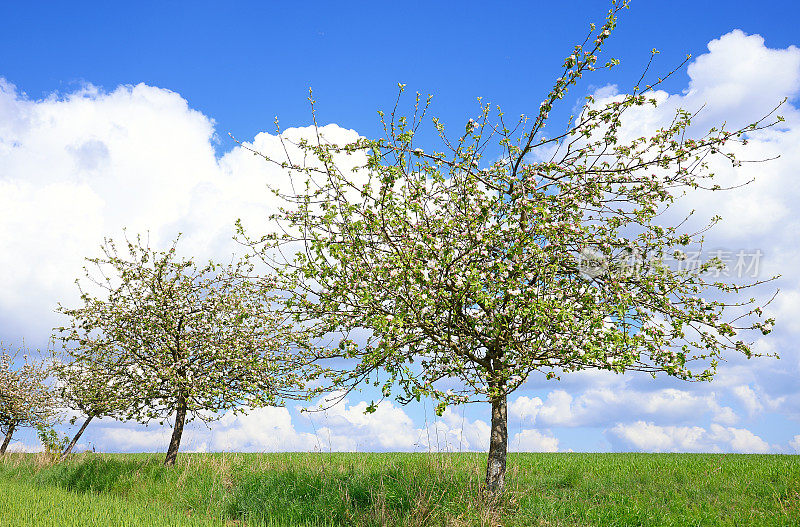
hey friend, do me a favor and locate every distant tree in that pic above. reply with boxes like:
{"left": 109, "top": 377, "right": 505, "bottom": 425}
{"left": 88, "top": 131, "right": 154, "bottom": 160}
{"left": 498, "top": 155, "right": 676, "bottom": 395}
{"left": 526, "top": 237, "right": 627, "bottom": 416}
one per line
{"left": 0, "top": 343, "right": 57, "bottom": 454}
{"left": 55, "top": 234, "right": 318, "bottom": 466}
{"left": 239, "top": 1, "right": 781, "bottom": 494}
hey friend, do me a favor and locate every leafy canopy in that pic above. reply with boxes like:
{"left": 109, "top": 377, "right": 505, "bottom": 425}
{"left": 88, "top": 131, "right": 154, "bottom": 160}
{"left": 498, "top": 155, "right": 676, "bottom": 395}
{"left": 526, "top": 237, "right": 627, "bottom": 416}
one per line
{"left": 0, "top": 343, "right": 57, "bottom": 435}
{"left": 239, "top": 2, "right": 779, "bottom": 414}
{"left": 56, "top": 234, "right": 319, "bottom": 425}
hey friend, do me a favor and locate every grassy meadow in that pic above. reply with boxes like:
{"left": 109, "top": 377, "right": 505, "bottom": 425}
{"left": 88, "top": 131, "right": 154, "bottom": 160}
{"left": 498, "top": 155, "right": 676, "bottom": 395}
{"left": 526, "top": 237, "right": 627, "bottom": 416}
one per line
{"left": 0, "top": 452, "right": 798, "bottom": 526}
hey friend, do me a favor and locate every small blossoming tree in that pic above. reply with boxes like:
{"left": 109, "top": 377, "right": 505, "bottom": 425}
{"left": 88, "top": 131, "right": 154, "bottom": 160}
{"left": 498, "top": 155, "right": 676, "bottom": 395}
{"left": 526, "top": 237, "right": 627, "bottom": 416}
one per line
{"left": 240, "top": 2, "right": 779, "bottom": 492}
{"left": 51, "top": 355, "right": 129, "bottom": 460}
{"left": 0, "top": 343, "right": 58, "bottom": 454}
{"left": 55, "top": 234, "right": 319, "bottom": 466}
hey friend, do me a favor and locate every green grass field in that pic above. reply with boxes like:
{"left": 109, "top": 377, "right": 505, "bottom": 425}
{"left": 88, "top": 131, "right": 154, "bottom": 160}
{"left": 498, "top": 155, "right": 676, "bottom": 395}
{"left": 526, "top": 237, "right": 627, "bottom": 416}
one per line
{"left": 0, "top": 452, "right": 798, "bottom": 526}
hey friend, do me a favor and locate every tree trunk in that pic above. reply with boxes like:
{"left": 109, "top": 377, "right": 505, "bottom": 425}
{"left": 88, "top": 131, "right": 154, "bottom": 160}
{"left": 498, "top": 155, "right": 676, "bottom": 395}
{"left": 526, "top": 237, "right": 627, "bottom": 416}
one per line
{"left": 485, "top": 393, "right": 508, "bottom": 495}
{"left": 59, "top": 414, "right": 94, "bottom": 461}
{"left": 1, "top": 421, "right": 17, "bottom": 455}
{"left": 164, "top": 393, "right": 188, "bottom": 466}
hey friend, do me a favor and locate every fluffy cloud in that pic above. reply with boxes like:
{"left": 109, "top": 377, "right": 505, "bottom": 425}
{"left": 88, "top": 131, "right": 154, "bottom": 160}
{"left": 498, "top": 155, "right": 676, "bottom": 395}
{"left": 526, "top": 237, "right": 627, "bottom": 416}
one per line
{"left": 4, "top": 441, "right": 43, "bottom": 453}
{"left": 731, "top": 384, "right": 785, "bottom": 417}
{"left": 89, "top": 400, "right": 552, "bottom": 454}
{"left": 508, "top": 387, "right": 737, "bottom": 427}
{"left": 575, "top": 29, "right": 800, "bottom": 440}
{"left": 304, "top": 396, "right": 495, "bottom": 453}
{"left": 606, "top": 421, "right": 772, "bottom": 453}
{"left": 508, "top": 396, "right": 543, "bottom": 423}
{"left": 593, "top": 31, "right": 800, "bottom": 244}
{"left": 102, "top": 427, "right": 175, "bottom": 452}
{"left": 0, "top": 79, "right": 359, "bottom": 339}
{"left": 304, "top": 395, "right": 421, "bottom": 452}
{"left": 684, "top": 31, "right": 800, "bottom": 128}
{"left": 207, "top": 407, "right": 320, "bottom": 452}
{"left": 511, "top": 429, "right": 559, "bottom": 452}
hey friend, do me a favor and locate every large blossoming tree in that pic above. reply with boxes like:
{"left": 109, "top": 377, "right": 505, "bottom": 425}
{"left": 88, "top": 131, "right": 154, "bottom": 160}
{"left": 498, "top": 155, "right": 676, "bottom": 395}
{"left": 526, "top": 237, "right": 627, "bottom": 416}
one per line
{"left": 0, "top": 343, "right": 58, "bottom": 454}
{"left": 56, "top": 234, "right": 319, "bottom": 466}
{"left": 240, "top": 2, "right": 779, "bottom": 492}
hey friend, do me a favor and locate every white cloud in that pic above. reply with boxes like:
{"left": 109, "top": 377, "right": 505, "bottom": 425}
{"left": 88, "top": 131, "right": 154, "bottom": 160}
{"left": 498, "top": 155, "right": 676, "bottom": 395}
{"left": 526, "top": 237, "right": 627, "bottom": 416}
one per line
{"left": 732, "top": 385, "right": 764, "bottom": 415}
{"left": 608, "top": 422, "right": 705, "bottom": 452}
{"left": 209, "top": 407, "right": 320, "bottom": 452}
{"left": 101, "top": 427, "right": 173, "bottom": 452}
{"left": 509, "top": 387, "right": 736, "bottom": 428}
{"left": 732, "top": 384, "right": 785, "bottom": 416}
{"left": 684, "top": 31, "right": 800, "bottom": 126}
{"left": 91, "top": 401, "right": 495, "bottom": 454}
{"left": 0, "top": 79, "right": 360, "bottom": 339}
{"left": 708, "top": 424, "right": 771, "bottom": 453}
{"left": 303, "top": 396, "right": 494, "bottom": 453}
{"left": 4, "top": 441, "right": 43, "bottom": 453}
{"left": 770, "top": 290, "right": 800, "bottom": 335}
{"left": 303, "top": 396, "right": 420, "bottom": 451}
{"left": 511, "top": 429, "right": 559, "bottom": 452}
{"left": 90, "top": 396, "right": 558, "bottom": 454}
{"left": 591, "top": 31, "right": 800, "bottom": 244}
{"left": 508, "top": 395, "right": 543, "bottom": 423}
{"left": 713, "top": 406, "right": 739, "bottom": 426}
{"left": 607, "top": 421, "right": 772, "bottom": 453}
{"left": 425, "top": 407, "right": 491, "bottom": 452}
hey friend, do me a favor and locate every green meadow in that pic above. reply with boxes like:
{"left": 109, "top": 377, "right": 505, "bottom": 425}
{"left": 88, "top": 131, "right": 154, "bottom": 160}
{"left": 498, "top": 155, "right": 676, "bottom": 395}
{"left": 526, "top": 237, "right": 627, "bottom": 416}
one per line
{"left": 0, "top": 452, "right": 798, "bottom": 526}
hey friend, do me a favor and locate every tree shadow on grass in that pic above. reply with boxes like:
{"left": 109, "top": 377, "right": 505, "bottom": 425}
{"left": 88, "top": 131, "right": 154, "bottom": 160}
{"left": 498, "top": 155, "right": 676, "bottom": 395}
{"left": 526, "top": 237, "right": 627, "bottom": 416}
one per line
{"left": 41, "top": 454, "right": 167, "bottom": 494}
{"left": 9, "top": 453, "right": 513, "bottom": 526}
{"left": 224, "top": 459, "right": 492, "bottom": 527}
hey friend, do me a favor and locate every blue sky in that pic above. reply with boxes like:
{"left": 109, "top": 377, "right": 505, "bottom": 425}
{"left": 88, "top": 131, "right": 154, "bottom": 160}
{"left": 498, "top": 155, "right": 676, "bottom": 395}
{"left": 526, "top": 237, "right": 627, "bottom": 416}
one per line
{"left": 3, "top": 1, "right": 799, "bottom": 145}
{"left": 2, "top": 1, "right": 800, "bottom": 455}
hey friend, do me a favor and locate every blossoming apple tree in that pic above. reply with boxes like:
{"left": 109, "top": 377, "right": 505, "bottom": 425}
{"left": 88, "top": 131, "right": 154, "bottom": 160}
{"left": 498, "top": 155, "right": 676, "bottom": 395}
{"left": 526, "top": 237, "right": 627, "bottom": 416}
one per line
{"left": 52, "top": 354, "right": 129, "bottom": 460}
{"left": 0, "top": 343, "right": 58, "bottom": 455}
{"left": 55, "top": 234, "right": 320, "bottom": 466}
{"left": 239, "top": 2, "right": 779, "bottom": 493}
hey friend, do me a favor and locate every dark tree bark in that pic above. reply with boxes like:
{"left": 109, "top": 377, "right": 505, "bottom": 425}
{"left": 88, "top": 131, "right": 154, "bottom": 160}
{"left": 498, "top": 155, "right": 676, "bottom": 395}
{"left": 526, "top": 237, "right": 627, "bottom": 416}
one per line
{"left": 59, "top": 414, "right": 94, "bottom": 461}
{"left": 485, "top": 393, "right": 508, "bottom": 494}
{"left": 163, "top": 392, "right": 188, "bottom": 466}
{"left": 1, "top": 421, "right": 17, "bottom": 455}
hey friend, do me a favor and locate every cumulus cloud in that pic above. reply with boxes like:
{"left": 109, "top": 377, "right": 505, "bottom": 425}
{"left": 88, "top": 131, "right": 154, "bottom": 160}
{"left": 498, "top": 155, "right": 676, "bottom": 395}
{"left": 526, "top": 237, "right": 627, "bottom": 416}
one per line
{"left": 90, "top": 399, "right": 550, "bottom": 454}
{"left": 592, "top": 30, "right": 800, "bottom": 243}
{"left": 0, "top": 79, "right": 359, "bottom": 339}
{"left": 4, "top": 441, "right": 43, "bottom": 453}
{"left": 571, "top": 29, "right": 800, "bottom": 439}
{"left": 102, "top": 427, "right": 175, "bottom": 452}
{"left": 207, "top": 407, "right": 320, "bottom": 452}
{"left": 508, "top": 387, "right": 737, "bottom": 427}
{"left": 303, "top": 396, "right": 492, "bottom": 453}
{"left": 732, "top": 384, "right": 785, "bottom": 417}
{"left": 511, "top": 429, "right": 559, "bottom": 452}
{"left": 425, "top": 407, "right": 492, "bottom": 452}
{"left": 508, "top": 396, "right": 543, "bottom": 423}
{"left": 684, "top": 31, "right": 800, "bottom": 127}
{"left": 607, "top": 421, "right": 772, "bottom": 453}
{"left": 303, "top": 395, "right": 421, "bottom": 451}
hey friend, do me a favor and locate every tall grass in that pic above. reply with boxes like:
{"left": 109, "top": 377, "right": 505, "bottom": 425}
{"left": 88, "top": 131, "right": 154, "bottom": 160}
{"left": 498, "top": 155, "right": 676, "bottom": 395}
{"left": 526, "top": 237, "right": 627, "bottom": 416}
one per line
{"left": 1, "top": 452, "right": 798, "bottom": 526}
{"left": 0, "top": 475, "right": 223, "bottom": 526}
